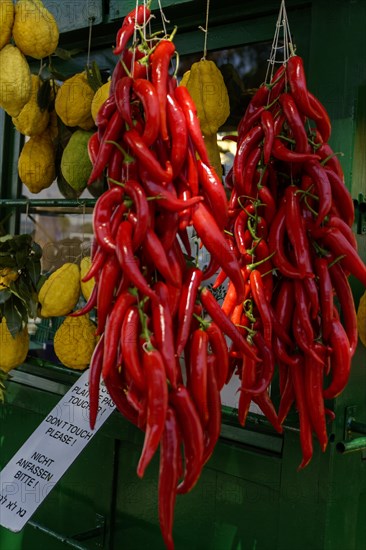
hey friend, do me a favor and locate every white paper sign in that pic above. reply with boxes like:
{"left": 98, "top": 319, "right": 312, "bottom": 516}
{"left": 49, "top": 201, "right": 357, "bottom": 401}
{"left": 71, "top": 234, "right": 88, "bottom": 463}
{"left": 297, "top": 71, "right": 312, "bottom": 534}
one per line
{"left": 0, "top": 370, "right": 115, "bottom": 532}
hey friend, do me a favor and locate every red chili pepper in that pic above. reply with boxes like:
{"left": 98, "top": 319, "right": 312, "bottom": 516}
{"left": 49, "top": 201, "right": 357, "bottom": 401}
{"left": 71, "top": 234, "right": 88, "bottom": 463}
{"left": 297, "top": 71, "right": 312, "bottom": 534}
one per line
{"left": 169, "top": 385, "right": 204, "bottom": 494}
{"left": 175, "top": 267, "right": 203, "bottom": 356}
{"left": 166, "top": 93, "right": 188, "bottom": 178}
{"left": 304, "top": 343, "right": 328, "bottom": 452}
{"left": 206, "top": 322, "right": 229, "bottom": 391}
{"left": 260, "top": 110, "right": 274, "bottom": 164}
{"left": 88, "top": 333, "right": 105, "bottom": 430}
{"left": 152, "top": 282, "right": 180, "bottom": 388}
{"left": 200, "top": 287, "right": 259, "bottom": 362}
{"left": 96, "top": 253, "right": 121, "bottom": 335}
{"left": 244, "top": 331, "right": 275, "bottom": 395}
{"left": 103, "top": 371, "right": 139, "bottom": 426}
{"left": 285, "top": 186, "right": 315, "bottom": 276}
{"left": 89, "top": 109, "right": 125, "bottom": 184}
{"left": 93, "top": 186, "right": 125, "bottom": 253}
{"left": 250, "top": 270, "right": 272, "bottom": 345}
{"left": 143, "top": 228, "right": 179, "bottom": 288}
{"left": 150, "top": 39, "right": 176, "bottom": 142}
{"left": 277, "top": 360, "right": 296, "bottom": 425}
{"left": 123, "top": 128, "right": 173, "bottom": 184}
{"left": 324, "top": 168, "right": 354, "bottom": 227}
{"left": 88, "top": 132, "right": 100, "bottom": 164}
{"left": 70, "top": 281, "right": 98, "bottom": 317}
{"left": 197, "top": 160, "right": 228, "bottom": 230}
{"left": 133, "top": 78, "right": 161, "bottom": 146}
{"left": 323, "top": 318, "right": 352, "bottom": 400}
{"left": 307, "top": 91, "right": 331, "bottom": 142}
{"left": 257, "top": 185, "right": 276, "bottom": 226}
{"left": 203, "top": 354, "right": 222, "bottom": 464}
{"left": 311, "top": 226, "right": 366, "bottom": 287}
{"left": 238, "top": 105, "right": 265, "bottom": 137}
{"left": 286, "top": 55, "right": 319, "bottom": 120}
{"left": 158, "top": 407, "right": 180, "bottom": 550}
{"left": 120, "top": 305, "right": 146, "bottom": 393}
{"left": 272, "top": 138, "right": 320, "bottom": 163}
{"left": 252, "top": 390, "right": 283, "bottom": 434}
{"left": 232, "top": 125, "right": 263, "bottom": 194}
{"left": 115, "top": 220, "right": 158, "bottom": 302}
{"left": 289, "top": 357, "right": 314, "bottom": 469}
{"left": 115, "top": 76, "right": 133, "bottom": 127}
{"left": 294, "top": 279, "right": 319, "bottom": 343}
{"left": 191, "top": 203, "right": 246, "bottom": 303}
{"left": 279, "top": 92, "right": 310, "bottom": 153}
{"left": 113, "top": 5, "right": 151, "bottom": 55}
{"left": 136, "top": 347, "right": 168, "bottom": 478}
{"left": 96, "top": 94, "right": 117, "bottom": 133}
{"left": 188, "top": 328, "right": 209, "bottom": 424}
{"left": 174, "top": 85, "right": 210, "bottom": 165}
{"left": 314, "top": 257, "right": 334, "bottom": 342}
{"left": 268, "top": 199, "right": 308, "bottom": 279}
{"left": 101, "top": 291, "right": 136, "bottom": 378}
{"left": 292, "top": 307, "right": 322, "bottom": 364}
{"left": 303, "top": 160, "right": 332, "bottom": 226}
{"left": 328, "top": 261, "right": 358, "bottom": 356}
{"left": 328, "top": 215, "right": 357, "bottom": 250}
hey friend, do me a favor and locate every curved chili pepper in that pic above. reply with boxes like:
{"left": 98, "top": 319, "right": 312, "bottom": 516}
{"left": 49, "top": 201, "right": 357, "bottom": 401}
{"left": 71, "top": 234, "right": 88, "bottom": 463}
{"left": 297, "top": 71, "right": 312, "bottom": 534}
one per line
{"left": 188, "top": 328, "right": 209, "bottom": 424}
{"left": 206, "top": 322, "right": 229, "bottom": 391}
{"left": 123, "top": 128, "right": 172, "bottom": 183}
{"left": 285, "top": 186, "right": 315, "bottom": 276}
{"left": 238, "top": 105, "right": 265, "bottom": 137}
{"left": 279, "top": 92, "right": 310, "bottom": 152}
{"left": 244, "top": 331, "right": 275, "bottom": 395}
{"left": 307, "top": 91, "right": 331, "bottom": 142}
{"left": 323, "top": 318, "right": 352, "bottom": 400}
{"left": 232, "top": 125, "right": 263, "bottom": 194}
{"left": 89, "top": 333, "right": 105, "bottom": 430}
{"left": 143, "top": 228, "right": 179, "bottom": 288}
{"left": 311, "top": 225, "right": 366, "bottom": 287}
{"left": 252, "top": 390, "right": 283, "bottom": 434}
{"left": 93, "top": 186, "right": 125, "bottom": 253}
{"left": 292, "top": 307, "right": 322, "bottom": 364}
{"left": 174, "top": 85, "right": 210, "bottom": 165}
{"left": 191, "top": 202, "right": 246, "bottom": 303}
{"left": 200, "top": 287, "right": 259, "bottom": 362}
{"left": 166, "top": 93, "right": 188, "bottom": 177}
{"left": 272, "top": 138, "right": 320, "bottom": 163}
{"left": 277, "top": 360, "right": 296, "bottom": 425}
{"left": 260, "top": 110, "right": 274, "bottom": 164}
{"left": 158, "top": 407, "right": 181, "bottom": 550}
{"left": 203, "top": 354, "right": 222, "bottom": 464}
{"left": 89, "top": 109, "right": 125, "bottom": 184}
{"left": 328, "top": 215, "right": 357, "bottom": 250}
{"left": 175, "top": 267, "right": 203, "bottom": 356}
{"left": 237, "top": 355, "right": 255, "bottom": 426}
{"left": 268, "top": 199, "right": 308, "bottom": 279}
{"left": 88, "top": 132, "right": 100, "bottom": 164}
{"left": 101, "top": 291, "right": 136, "bottom": 378}
{"left": 197, "top": 160, "right": 228, "bottom": 230}
{"left": 286, "top": 55, "right": 319, "bottom": 120}
{"left": 120, "top": 305, "right": 146, "bottom": 393}
{"left": 96, "top": 94, "right": 117, "bottom": 134}
{"left": 242, "top": 146, "right": 262, "bottom": 198}
{"left": 303, "top": 160, "right": 332, "bottom": 226}
{"left": 103, "top": 370, "right": 139, "bottom": 427}
{"left": 137, "top": 347, "right": 168, "bottom": 478}
{"left": 317, "top": 142, "right": 344, "bottom": 181}
{"left": 115, "top": 220, "right": 158, "bottom": 302}
{"left": 304, "top": 343, "right": 328, "bottom": 452}
{"left": 250, "top": 270, "right": 272, "bottom": 345}
{"left": 169, "top": 385, "right": 204, "bottom": 494}
{"left": 325, "top": 168, "right": 354, "bottom": 227}
{"left": 314, "top": 257, "right": 334, "bottom": 342}
{"left": 113, "top": 5, "right": 151, "bottom": 55}
{"left": 115, "top": 76, "right": 133, "bottom": 127}
{"left": 152, "top": 281, "right": 180, "bottom": 388}
{"left": 289, "top": 357, "right": 314, "bottom": 469}
{"left": 328, "top": 261, "right": 358, "bottom": 356}
{"left": 96, "top": 253, "right": 121, "bottom": 335}
{"left": 149, "top": 39, "right": 176, "bottom": 142}
{"left": 70, "top": 282, "right": 98, "bottom": 317}
{"left": 133, "top": 78, "right": 160, "bottom": 146}
{"left": 257, "top": 185, "right": 276, "bottom": 226}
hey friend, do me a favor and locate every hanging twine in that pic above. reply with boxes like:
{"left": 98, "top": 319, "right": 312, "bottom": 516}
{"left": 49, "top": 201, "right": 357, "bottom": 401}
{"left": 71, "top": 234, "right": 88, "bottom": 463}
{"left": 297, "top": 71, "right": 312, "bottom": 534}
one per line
{"left": 265, "top": 0, "right": 292, "bottom": 84}
{"left": 198, "top": 0, "right": 211, "bottom": 59}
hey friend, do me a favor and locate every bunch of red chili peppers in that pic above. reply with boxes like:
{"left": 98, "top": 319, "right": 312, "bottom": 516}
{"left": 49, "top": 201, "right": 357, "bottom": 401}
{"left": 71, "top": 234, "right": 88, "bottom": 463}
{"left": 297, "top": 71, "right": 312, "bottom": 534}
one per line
{"left": 221, "top": 53, "right": 366, "bottom": 470}
{"left": 78, "top": 5, "right": 256, "bottom": 549}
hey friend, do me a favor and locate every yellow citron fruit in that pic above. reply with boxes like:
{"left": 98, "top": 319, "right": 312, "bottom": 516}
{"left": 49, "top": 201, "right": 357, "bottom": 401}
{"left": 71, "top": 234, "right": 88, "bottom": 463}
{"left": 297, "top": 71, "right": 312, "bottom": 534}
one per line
{"left": 357, "top": 290, "right": 366, "bottom": 347}
{"left": 53, "top": 315, "right": 97, "bottom": 371}
{"left": 18, "top": 132, "right": 56, "bottom": 193}
{"left": 181, "top": 59, "right": 230, "bottom": 135}
{"left": 55, "top": 72, "right": 95, "bottom": 130}
{"left": 12, "top": 74, "right": 50, "bottom": 136}
{"left": 38, "top": 263, "right": 80, "bottom": 318}
{"left": 0, "top": 317, "right": 29, "bottom": 373}
{"left": 0, "top": 0, "right": 14, "bottom": 50}
{"left": 0, "top": 44, "right": 32, "bottom": 117}
{"left": 80, "top": 257, "right": 95, "bottom": 301}
{"left": 12, "top": 0, "right": 59, "bottom": 59}
{"left": 91, "top": 81, "right": 111, "bottom": 122}
{"left": 0, "top": 267, "right": 19, "bottom": 291}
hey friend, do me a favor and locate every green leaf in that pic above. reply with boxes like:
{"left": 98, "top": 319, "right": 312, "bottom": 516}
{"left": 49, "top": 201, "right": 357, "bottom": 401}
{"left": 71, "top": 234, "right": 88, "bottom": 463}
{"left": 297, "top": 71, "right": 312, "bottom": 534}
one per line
{"left": 54, "top": 47, "right": 84, "bottom": 61}
{"left": 0, "top": 289, "right": 11, "bottom": 304}
{"left": 86, "top": 61, "right": 103, "bottom": 93}
{"left": 3, "top": 298, "right": 23, "bottom": 337}
{"left": 37, "top": 79, "right": 52, "bottom": 112}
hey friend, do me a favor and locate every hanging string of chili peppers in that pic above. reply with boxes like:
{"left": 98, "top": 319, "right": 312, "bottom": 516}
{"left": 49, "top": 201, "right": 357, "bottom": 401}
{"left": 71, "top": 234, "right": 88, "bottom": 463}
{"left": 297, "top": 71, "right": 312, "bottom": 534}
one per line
{"left": 219, "top": 1, "right": 366, "bottom": 471}
{"left": 80, "top": 3, "right": 251, "bottom": 549}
